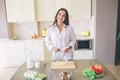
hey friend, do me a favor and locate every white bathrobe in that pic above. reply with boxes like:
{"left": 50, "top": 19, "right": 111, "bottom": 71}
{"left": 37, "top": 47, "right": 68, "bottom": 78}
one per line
{"left": 45, "top": 24, "right": 76, "bottom": 61}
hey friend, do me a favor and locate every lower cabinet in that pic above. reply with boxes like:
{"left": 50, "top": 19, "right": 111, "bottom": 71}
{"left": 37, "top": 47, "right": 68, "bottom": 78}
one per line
{"left": 73, "top": 50, "right": 94, "bottom": 59}
{"left": 0, "top": 39, "right": 44, "bottom": 67}
{"left": 0, "top": 41, "right": 7, "bottom": 67}
{"left": 6, "top": 41, "right": 25, "bottom": 67}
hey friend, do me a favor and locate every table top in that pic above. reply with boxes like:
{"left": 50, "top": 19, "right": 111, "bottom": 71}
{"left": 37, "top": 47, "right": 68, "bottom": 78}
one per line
{"left": 11, "top": 59, "right": 116, "bottom": 80}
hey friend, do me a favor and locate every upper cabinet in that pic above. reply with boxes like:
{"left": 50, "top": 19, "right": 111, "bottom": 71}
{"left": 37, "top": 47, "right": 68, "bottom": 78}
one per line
{"left": 5, "top": 0, "right": 91, "bottom": 22}
{"left": 35, "top": 0, "right": 91, "bottom": 21}
{"left": 5, "top": 0, "right": 35, "bottom": 22}
{"left": 35, "top": 0, "right": 55, "bottom": 21}
{"left": 54, "top": 0, "right": 91, "bottom": 20}
{"left": 72, "top": 0, "right": 91, "bottom": 20}
{"left": 21, "top": 0, "right": 35, "bottom": 21}
{"left": 54, "top": 0, "right": 72, "bottom": 17}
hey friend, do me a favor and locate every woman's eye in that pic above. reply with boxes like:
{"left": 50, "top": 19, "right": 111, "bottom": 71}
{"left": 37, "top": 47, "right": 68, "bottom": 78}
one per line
{"left": 62, "top": 15, "right": 65, "bottom": 17}
{"left": 58, "top": 13, "right": 61, "bottom": 16}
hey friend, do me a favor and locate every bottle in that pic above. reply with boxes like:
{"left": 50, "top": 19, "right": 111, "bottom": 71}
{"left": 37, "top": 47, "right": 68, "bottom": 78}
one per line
{"left": 26, "top": 59, "right": 33, "bottom": 68}
{"left": 34, "top": 60, "right": 40, "bottom": 69}
{"left": 64, "top": 54, "right": 68, "bottom": 62}
{"left": 26, "top": 51, "right": 33, "bottom": 68}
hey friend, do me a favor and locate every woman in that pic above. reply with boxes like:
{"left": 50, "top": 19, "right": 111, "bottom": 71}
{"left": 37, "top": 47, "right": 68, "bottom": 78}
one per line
{"left": 45, "top": 8, "right": 76, "bottom": 61}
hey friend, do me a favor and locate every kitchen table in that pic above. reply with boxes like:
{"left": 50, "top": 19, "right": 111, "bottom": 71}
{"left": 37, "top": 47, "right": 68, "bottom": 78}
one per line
{"left": 11, "top": 59, "right": 116, "bottom": 80}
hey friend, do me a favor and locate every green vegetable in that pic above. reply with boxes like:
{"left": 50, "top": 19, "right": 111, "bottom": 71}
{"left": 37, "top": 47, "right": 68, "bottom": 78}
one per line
{"left": 82, "top": 68, "right": 104, "bottom": 80}
{"left": 82, "top": 68, "right": 96, "bottom": 80}
{"left": 34, "top": 73, "right": 46, "bottom": 80}
{"left": 24, "top": 71, "right": 46, "bottom": 80}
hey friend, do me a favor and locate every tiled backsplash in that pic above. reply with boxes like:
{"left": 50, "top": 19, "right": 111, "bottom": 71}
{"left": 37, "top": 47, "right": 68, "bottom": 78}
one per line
{"left": 70, "top": 19, "right": 95, "bottom": 39}
{"left": 7, "top": 18, "right": 95, "bottom": 40}
{"left": 8, "top": 22, "right": 38, "bottom": 39}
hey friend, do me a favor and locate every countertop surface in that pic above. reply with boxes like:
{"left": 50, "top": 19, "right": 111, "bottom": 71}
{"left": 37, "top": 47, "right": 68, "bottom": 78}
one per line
{"left": 11, "top": 59, "right": 116, "bottom": 80}
{"left": 0, "top": 38, "right": 45, "bottom": 41}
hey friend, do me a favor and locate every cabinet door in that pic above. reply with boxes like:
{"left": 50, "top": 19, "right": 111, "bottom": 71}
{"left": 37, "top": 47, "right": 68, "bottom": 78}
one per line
{"left": 54, "top": 0, "right": 72, "bottom": 13}
{"left": 35, "top": 0, "right": 55, "bottom": 21}
{"left": 6, "top": 41, "right": 25, "bottom": 67}
{"left": 5, "top": 0, "right": 23, "bottom": 22}
{"left": 0, "top": 41, "right": 7, "bottom": 67}
{"left": 5, "top": 0, "right": 35, "bottom": 22}
{"left": 22, "top": 0, "right": 35, "bottom": 21}
{"left": 70, "top": 0, "right": 91, "bottom": 20}
{"left": 25, "top": 40, "right": 44, "bottom": 61}
{"left": 54, "top": 0, "right": 91, "bottom": 20}
{"left": 74, "top": 50, "right": 93, "bottom": 59}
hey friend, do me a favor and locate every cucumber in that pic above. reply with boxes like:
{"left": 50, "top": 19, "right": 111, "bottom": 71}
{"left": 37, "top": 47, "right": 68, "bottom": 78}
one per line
{"left": 34, "top": 73, "right": 46, "bottom": 80}
{"left": 82, "top": 68, "right": 96, "bottom": 80}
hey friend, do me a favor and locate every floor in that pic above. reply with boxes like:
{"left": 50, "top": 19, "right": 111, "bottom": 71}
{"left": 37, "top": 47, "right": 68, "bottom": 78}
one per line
{"left": 0, "top": 65, "right": 120, "bottom": 80}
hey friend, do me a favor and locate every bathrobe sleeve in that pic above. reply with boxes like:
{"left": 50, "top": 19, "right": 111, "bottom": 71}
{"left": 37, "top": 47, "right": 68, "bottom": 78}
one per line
{"left": 45, "top": 28, "right": 54, "bottom": 51}
{"left": 68, "top": 27, "right": 76, "bottom": 48}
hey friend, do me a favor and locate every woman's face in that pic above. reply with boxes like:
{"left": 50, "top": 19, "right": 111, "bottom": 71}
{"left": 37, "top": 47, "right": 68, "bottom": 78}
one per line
{"left": 57, "top": 10, "right": 66, "bottom": 24}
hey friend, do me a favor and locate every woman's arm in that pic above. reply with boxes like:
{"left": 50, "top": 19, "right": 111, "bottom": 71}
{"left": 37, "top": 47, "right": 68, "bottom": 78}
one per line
{"left": 45, "top": 28, "right": 54, "bottom": 51}
{"left": 63, "top": 27, "right": 76, "bottom": 53}
{"left": 68, "top": 27, "right": 76, "bottom": 49}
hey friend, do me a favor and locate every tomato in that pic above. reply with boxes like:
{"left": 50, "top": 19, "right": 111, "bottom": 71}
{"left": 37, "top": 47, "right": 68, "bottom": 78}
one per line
{"left": 90, "top": 65, "right": 95, "bottom": 70}
{"left": 98, "top": 65, "right": 102, "bottom": 71}
{"left": 90, "top": 64, "right": 103, "bottom": 75}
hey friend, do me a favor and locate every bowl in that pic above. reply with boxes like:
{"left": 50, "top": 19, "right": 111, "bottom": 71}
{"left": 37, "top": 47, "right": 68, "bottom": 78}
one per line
{"left": 59, "top": 71, "right": 72, "bottom": 80}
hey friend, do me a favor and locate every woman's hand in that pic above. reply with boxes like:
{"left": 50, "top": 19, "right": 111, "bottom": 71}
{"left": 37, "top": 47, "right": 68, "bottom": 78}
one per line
{"left": 63, "top": 47, "right": 69, "bottom": 53}
{"left": 53, "top": 47, "right": 60, "bottom": 52}
{"left": 63, "top": 46, "right": 72, "bottom": 54}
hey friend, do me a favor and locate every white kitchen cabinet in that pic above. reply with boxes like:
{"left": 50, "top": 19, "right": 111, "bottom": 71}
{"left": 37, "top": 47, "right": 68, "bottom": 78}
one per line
{"left": 6, "top": 41, "right": 25, "bottom": 67}
{"left": 0, "top": 40, "right": 44, "bottom": 67}
{"left": 74, "top": 50, "right": 93, "bottom": 59}
{"left": 54, "top": 0, "right": 91, "bottom": 20}
{"left": 25, "top": 40, "right": 44, "bottom": 61}
{"left": 35, "top": 0, "right": 55, "bottom": 21}
{"left": 5, "top": 0, "right": 22, "bottom": 22}
{"left": 54, "top": 0, "right": 72, "bottom": 15}
{"left": 0, "top": 41, "right": 7, "bottom": 67}
{"left": 36, "top": 0, "right": 91, "bottom": 21}
{"left": 5, "top": 0, "right": 35, "bottom": 22}
{"left": 71, "top": 0, "right": 91, "bottom": 20}
{"left": 22, "top": 0, "right": 35, "bottom": 21}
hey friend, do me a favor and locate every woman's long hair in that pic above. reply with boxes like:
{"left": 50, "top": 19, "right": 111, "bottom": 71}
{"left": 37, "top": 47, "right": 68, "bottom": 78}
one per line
{"left": 52, "top": 8, "right": 69, "bottom": 25}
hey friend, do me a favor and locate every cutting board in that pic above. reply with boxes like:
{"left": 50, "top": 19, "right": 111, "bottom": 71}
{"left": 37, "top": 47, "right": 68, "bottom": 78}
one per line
{"left": 51, "top": 61, "right": 76, "bottom": 69}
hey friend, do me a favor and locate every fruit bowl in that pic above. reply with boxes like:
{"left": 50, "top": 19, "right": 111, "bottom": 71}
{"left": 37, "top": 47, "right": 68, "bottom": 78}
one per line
{"left": 95, "top": 71, "right": 104, "bottom": 78}
{"left": 59, "top": 71, "right": 72, "bottom": 80}
{"left": 90, "top": 64, "right": 103, "bottom": 75}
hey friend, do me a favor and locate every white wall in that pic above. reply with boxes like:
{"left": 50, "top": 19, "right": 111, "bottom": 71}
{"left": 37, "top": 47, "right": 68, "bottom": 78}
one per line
{"left": 0, "top": 0, "right": 9, "bottom": 39}
{"left": 93, "top": 0, "right": 118, "bottom": 64}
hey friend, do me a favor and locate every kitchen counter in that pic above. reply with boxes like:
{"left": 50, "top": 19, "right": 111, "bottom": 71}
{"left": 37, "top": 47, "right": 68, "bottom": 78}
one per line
{"left": 0, "top": 39, "right": 9, "bottom": 41}
{"left": 0, "top": 37, "right": 45, "bottom": 41}
{"left": 11, "top": 59, "right": 116, "bottom": 80}
{"left": 9, "top": 37, "right": 45, "bottom": 40}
